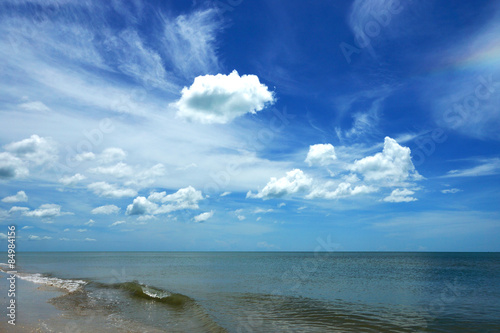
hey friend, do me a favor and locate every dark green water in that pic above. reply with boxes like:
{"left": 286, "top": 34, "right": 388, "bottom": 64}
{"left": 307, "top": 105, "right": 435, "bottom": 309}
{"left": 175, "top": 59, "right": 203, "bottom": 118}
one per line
{"left": 1, "top": 252, "right": 499, "bottom": 332}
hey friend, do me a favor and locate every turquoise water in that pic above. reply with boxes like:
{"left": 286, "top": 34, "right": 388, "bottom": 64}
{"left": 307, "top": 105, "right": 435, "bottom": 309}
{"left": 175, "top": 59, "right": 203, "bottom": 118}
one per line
{"left": 2, "top": 252, "right": 500, "bottom": 332}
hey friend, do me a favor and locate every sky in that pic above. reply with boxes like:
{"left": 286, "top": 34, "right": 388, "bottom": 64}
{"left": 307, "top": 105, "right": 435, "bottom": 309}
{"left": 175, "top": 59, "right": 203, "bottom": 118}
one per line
{"left": 0, "top": 0, "right": 499, "bottom": 251}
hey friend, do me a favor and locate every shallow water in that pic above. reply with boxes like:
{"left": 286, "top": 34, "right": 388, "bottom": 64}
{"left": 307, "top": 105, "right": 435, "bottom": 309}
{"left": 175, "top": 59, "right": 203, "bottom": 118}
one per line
{"left": 1, "top": 252, "right": 499, "bottom": 332}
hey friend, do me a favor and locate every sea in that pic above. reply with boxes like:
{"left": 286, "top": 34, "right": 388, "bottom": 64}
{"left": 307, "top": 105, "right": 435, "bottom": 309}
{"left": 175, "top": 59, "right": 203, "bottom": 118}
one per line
{"left": 1, "top": 252, "right": 499, "bottom": 332}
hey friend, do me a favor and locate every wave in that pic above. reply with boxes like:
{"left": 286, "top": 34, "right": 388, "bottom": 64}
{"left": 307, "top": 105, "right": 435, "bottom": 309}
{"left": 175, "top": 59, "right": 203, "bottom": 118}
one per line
{"left": 0, "top": 263, "right": 86, "bottom": 293}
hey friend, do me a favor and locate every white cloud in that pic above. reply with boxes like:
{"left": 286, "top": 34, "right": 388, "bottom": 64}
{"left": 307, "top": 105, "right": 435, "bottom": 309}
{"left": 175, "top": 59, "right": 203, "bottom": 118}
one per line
{"left": 174, "top": 70, "right": 275, "bottom": 124}
{"left": 0, "top": 233, "right": 7, "bottom": 240}
{"left": 257, "top": 241, "right": 279, "bottom": 250}
{"left": 23, "top": 204, "right": 69, "bottom": 218}
{"left": 2, "top": 191, "right": 28, "bottom": 203}
{"left": 28, "top": 235, "right": 52, "bottom": 241}
{"left": 18, "top": 101, "right": 50, "bottom": 112}
{"left": 278, "top": 203, "right": 286, "bottom": 208}
{"left": 127, "top": 186, "right": 204, "bottom": 215}
{"left": 194, "top": 210, "right": 214, "bottom": 223}
{"left": 220, "top": 191, "right": 231, "bottom": 197}
{"left": 77, "top": 229, "right": 87, "bottom": 232}
{"left": 99, "top": 148, "right": 127, "bottom": 164}
{"left": 4, "top": 134, "right": 57, "bottom": 165}
{"left": 305, "top": 144, "right": 337, "bottom": 166}
{"left": 126, "top": 196, "right": 158, "bottom": 215}
{"left": 110, "top": 221, "right": 125, "bottom": 227}
{"left": 383, "top": 188, "right": 417, "bottom": 203}
{"left": 75, "top": 152, "right": 96, "bottom": 162}
{"left": 89, "top": 162, "right": 133, "bottom": 177}
{"left": 441, "top": 188, "right": 462, "bottom": 194}
{"left": 254, "top": 208, "right": 274, "bottom": 214}
{"left": 443, "top": 158, "right": 500, "bottom": 178}
{"left": 307, "top": 182, "right": 378, "bottom": 199}
{"left": 88, "top": 182, "right": 137, "bottom": 198}
{"left": 247, "top": 169, "right": 312, "bottom": 199}
{"left": 9, "top": 206, "right": 30, "bottom": 214}
{"left": 0, "top": 152, "right": 29, "bottom": 179}
{"left": 59, "top": 173, "right": 86, "bottom": 186}
{"left": 84, "top": 238, "right": 96, "bottom": 242}
{"left": 237, "top": 215, "right": 246, "bottom": 221}
{"left": 84, "top": 219, "right": 95, "bottom": 226}
{"left": 21, "top": 226, "right": 33, "bottom": 230}
{"left": 91, "top": 205, "right": 120, "bottom": 215}
{"left": 161, "top": 8, "right": 221, "bottom": 78}
{"left": 351, "top": 137, "right": 421, "bottom": 183}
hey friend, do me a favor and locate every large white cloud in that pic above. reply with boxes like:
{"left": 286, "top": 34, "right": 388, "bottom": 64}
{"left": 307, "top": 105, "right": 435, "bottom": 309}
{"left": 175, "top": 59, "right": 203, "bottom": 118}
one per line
{"left": 4, "top": 134, "right": 57, "bottom": 166}
{"left": 383, "top": 188, "right": 417, "bottom": 203}
{"left": 0, "top": 152, "right": 29, "bottom": 179}
{"left": 127, "top": 186, "right": 204, "bottom": 215}
{"left": 89, "top": 162, "right": 133, "bottom": 178}
{"left": 247, "top": 169, "right": 312, "bottom": 199}
{"left": 2, "top": 191, "right": 28, "bottom": 203}
{"left": 88, "top": 182, "right": 137, "bottom": 198}
{"left": 174, "top": 70, "right": 275, "bottom": 124}
{"left": 305, "top": 144, "right": 337, "bottom": 166}
{"left": 23, "top": 204, "right": 70, "bottom": 218}
{"left": 350, "top": 137, "right": 421, "bottom": 183}
{"left": 91, "top": 205, "right": 120, "bottom": 215}
{"left": 59, "top": 173, "right": 86, "bottom": 186}
{"left": 99, "top": 148, "right": 127, "bottom": 164}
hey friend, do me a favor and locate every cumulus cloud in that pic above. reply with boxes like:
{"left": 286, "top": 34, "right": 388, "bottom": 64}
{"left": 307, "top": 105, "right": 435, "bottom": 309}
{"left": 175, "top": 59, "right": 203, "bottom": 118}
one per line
{"left": 305, "top": 144, "right": 337, "bottom": 166}
{"left": 383, "top": 188, "right": 417, "bottom": 203}
{"left": 99, "top": 148, "right": 127, "bottom": 164}
{"left": 174, "top": 70, "right": 275, "bottom": 124}
{"left": 247, "top": 169, "right": 312, "bottom": 199}
{"left": 4, "top": 134, "right": 57, "bottom": 165}
{"left": 307, "top": 182, "right": 378, "bottom": 199}
{"left": 75, "top": 152, "right": 96, "bottom": 162}
{"left": 89, "top": 162, "right": 133, "bottom": 177}
{"left": 127, "top": 186, "right": 204, "bottom": 215}
{"left": 2, "top": 191, "right": 28, "bottom": 203}
{"left": 194, "top": 210, "right": 214, "bottom": 223}
{"left": 84, "top": 219, "right": 95, "bottom": 226}
{"left": 126, "top": 196, "right": 158, "bottom": 215}
{"left": 59, "top": 173, "right": 86, "bottom": 186}
{"left": 0, "top": 152, "right": 29, "bottom": 179}
{"left": 23, "top": 204, "right": 69, "bottom": 218}
{"left": 351, "top": 137, "right": 421, "bottom": 183}
{"left": 88, "top": 182, "right": 137, "bottom": 198}
{"left": 9, "top": 206, "right": 29, "bottom": 214}
{"left": 91, "top": 205, "right": 120, "bottom": 215}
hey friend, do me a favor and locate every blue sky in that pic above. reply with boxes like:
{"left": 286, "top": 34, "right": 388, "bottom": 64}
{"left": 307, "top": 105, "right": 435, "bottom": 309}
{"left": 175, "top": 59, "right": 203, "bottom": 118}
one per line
{"left": 0, "top": 0, "right": 499, "bottom": 251}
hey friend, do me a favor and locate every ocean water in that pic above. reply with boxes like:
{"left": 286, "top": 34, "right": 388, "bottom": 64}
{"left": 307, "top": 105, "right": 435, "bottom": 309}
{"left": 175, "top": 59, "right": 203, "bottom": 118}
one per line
{"left": 1, "top": 252, "right": 499, "bottom": 332}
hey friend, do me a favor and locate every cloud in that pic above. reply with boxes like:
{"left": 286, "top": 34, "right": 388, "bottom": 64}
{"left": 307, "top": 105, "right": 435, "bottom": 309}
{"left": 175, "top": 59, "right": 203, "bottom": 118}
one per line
{"left": 127, "top": 186, "right": 204, "bottom": 215}
{"left": 247, "top": 169, "right": 312, "bottom": 199}
{"left": 75, "top": 152, "right": 96, "bottom": 162}
{"left": 84, "top": 219, "right": 95, "bottom": 226}
{"left": 161, "top": 8, "right": 221, "bottom": 78}
{"left": 59, "top": 173, "right": 86, "bottom": 186}
{"left": 307, "top": 182, "right": 378, "bottom": 199}
{"left": 350, "top": 137, "right": 421, "bottom": 183}
{"left": 18, "top": 101, "right": 50, "bottom": 112}
{"left": 305, "top": 144, "right": 337, "bottom": 166}
{"left": 194, "top": 210, "right": 214, "bottom": 223}
{"left": 441, "top": 188, "right": 462, "bottom": 194}
{"left": 88, "top": 182, "right": 137, "bottom": 198}
{"left": 126, "top": 196, "right": 158, "bottom": 215}
{"left": 174, "top": 70, "right": 275, "bottom": 124}
{"left": 77, "top": 229, "right": 87, "bottom": 232}
{"left": 0, "top": 152, "right": 29, "bottom": 179}
{"left": 3, "top": 134, "right": 57, "bottom": 165}
{"left": 220, "top": 191, "right": 231, "bottom": 197}
{"left": 383, "top": 188, "right": 417, "bottom": 203}
{"left": 84, "top": 238, "right": 96, "bottom": 242}
{"left": 89, "top": 162, "right": 133, "bottom": 177}
{"left": 257, "top": 241, "right": 279, "bottom": 250}
{"left": 23, "top": 204, "right": 69, "bottom": 218}
{"left": 237, "top": 215, "right": 246, "bottom": 221}
{"left": 9, "top": 206, "right": 29, "bottom": 214}
{"left": 110, "top": 221, "right": 125, "bottom": 227}
{"left": 0, "top": 233, "right": 7, "bottom": 239}
{"left": 443, "top": 158, "right": 500, "bottom": 178}
{"left": 2, "top": 191, "right": 28, "bottom": 203}
{"left": 28, "top": 235, "right": 52, "bottom": 241}
{"left": 99, "top": 148, "right": 127, "bottom": 164}
{"left": 21, "top": 226, "right": 33, "bottom": 230}
{"left": 254, "top": 208, "right": 274, "bottom": 214}
{"left": 91, "top": 205, "right": 120, "bottom": 215}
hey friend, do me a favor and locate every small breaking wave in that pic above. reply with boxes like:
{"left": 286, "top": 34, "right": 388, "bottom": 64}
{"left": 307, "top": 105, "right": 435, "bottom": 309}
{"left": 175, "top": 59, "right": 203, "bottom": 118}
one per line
{"left": 0, "top": 264, "right": 86, "bottom": 293}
